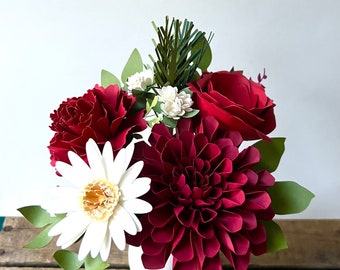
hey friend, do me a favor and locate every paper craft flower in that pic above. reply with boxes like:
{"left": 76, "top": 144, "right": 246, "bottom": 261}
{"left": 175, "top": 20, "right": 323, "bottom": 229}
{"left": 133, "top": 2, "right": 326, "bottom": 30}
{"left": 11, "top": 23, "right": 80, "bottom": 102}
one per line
{"left": 19, "top": 16, "right": 314, "bottom": 270}
{"left": 44, "top": 138, "right": 152, "bottom": 261}
{"left": 158, "top": 86, "right": 194, "bottom": 119}
{"left": 187, "top": 70, "right": 276, "bottom": 141}
{"left": 48, "top": 84, "right": 147, "bottom": 167}
{"left": 127, "top": 116, "right": 275, "bottom": 270}
{"left": 127, "top": 69, "right": 154, "bottom": 91}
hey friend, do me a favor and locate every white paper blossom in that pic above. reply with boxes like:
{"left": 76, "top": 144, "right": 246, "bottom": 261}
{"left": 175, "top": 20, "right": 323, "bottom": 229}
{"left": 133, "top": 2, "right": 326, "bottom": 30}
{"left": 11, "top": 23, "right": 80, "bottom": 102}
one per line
{"left": 158, "top": 86, "right": 194, "bottom": 119}
{"left": 126, "top": 70, "right": 154, "bottom": 90}
{"left": 44, "top": 138, "right": 152, "bottom": 261}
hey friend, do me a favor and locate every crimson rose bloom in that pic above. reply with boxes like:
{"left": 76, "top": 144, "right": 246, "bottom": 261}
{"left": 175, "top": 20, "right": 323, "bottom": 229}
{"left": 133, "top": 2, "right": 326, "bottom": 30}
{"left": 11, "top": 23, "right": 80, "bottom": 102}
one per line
{"left": 127, "top": 116, "right": 275, "bottom": 270}
{"left": 48, "top": 84, "right": 146, "bottom": 166}
{"left": 187, "top": 70, "right": 276, "bottom": 141}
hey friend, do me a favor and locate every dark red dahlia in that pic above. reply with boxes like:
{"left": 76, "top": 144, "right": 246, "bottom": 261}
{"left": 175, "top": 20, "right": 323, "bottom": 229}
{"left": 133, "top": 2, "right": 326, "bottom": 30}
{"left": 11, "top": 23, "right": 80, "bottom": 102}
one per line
{"left": 127, "top": 116, "right": 275, "bottom": 270}
{"left": 48, "top": 84, "right": 146, "bottom": 166}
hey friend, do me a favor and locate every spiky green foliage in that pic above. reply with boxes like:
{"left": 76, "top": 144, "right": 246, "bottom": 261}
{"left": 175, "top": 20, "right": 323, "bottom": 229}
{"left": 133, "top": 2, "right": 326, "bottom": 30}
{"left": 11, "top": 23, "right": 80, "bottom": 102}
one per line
{"left": 150, "top": 17, "right": 212, "bottom": 89}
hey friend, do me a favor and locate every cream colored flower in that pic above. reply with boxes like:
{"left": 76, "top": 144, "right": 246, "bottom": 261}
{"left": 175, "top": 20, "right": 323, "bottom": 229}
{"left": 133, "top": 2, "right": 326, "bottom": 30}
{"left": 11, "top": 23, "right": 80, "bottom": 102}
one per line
{"left": 126, "top": 70, "right": 154, "bottom": 90}
{"left": 158, "top": 86, "right": 194, "bottom": 119}
{"left": 44, "top": 138, "right": 152, "bottom": 261}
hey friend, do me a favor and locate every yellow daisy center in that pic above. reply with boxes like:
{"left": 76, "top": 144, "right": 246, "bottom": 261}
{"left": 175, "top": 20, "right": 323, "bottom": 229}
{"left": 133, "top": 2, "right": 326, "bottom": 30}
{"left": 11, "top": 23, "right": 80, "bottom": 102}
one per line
{"left": 80, "top": 179, "right": 121, "bottom": 222}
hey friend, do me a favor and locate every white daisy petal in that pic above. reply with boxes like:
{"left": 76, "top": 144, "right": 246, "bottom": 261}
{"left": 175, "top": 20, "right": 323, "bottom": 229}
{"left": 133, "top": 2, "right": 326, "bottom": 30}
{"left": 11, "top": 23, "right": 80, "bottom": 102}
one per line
{"left": 128, "top": 212, "right": 142, "bottom": 232}
{"left": 68, "top": 151, "right": 91, "bottom": 176}
{"left": 56, "top": 218, "right": 88, "bottom": 249}
{"left": 49, "top": 211, "right": 90, "bottom": 237}
{"left": 79, "top": 221, "right": 108, "bottom": 260}
{"left": 114, "top": 204, "right": 137, "bottom": 235}
{"left": 90, "top": 222, "right": 108, "bottom": 258}
{"left": 122, "top": 199, "right": 152, "bottom": 214}
{"left": 119, "top": 161, "right": 144, "bottom": 187}
{"left": 109, "top": 218, "right": 126, "bottom": 251}
{"left": 122, "top": 142, "right": 135, "bottom": 172}
{"left": 112, "top": 143, "right": 135, "bottom": 183}
{"left": 55, "top": 161, "right": 91, "bottom": 188}
{"left": 86, "top": 139, "right": 106, "bottom": 179}
{"left": 102, "top": 141, "right": 115, "bottom": 181}
{"left": 100, "top": 229, "right": 112, "bottom": 261}
{"left": 121, "top": 177, "right": 151, "bottom": 200}
{"left": 43, "top": 187, "right": 79, "bottom": 214}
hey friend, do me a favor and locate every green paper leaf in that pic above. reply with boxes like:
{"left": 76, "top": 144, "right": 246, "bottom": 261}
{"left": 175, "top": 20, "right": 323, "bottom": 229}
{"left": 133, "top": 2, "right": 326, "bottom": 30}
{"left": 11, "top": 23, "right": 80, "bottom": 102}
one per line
{"left": 24, "top": 223, "right": 54, "bottom": 248}
{"left": 121, "top": 48, "right": 143, "bottom": 85}
{"left": 262, "top": 220, "right": 288, "bottom": 253}
{"left": 147, "top": 116, "right": 161, "bottom": 127}
{"left": 18, "top": 206, "right": 65, "bottom": 249}
{"left": 146, "top": 95, "right": 158, "bottom": 114}
{"left": 269, "top": 181, "right": 314, "bottom": 215}
{"left": 85, "top": 255, "right": 110, "bottom": 270}
{"left": 18, "top": 205, "right": 56, "bottom": 228}
{"left": 192, "top": 35, "right": 212, "bottom": 72}
{"left": 101, "top": 69, "right": 121, "bottom": 88}
{"left": 182, "top": 109, "right": 199, "bottom": 118}
{"left": 181, "top": 87, "right": 193, "bottom": 96}
{"left": 252, "top": 137, "right": 285, "bottom": 172}
{"left": 54, "top": 250, "right": 83, "bottom": 270}
{"left": 162, "top": 115, "right": 177, "bottom": 128}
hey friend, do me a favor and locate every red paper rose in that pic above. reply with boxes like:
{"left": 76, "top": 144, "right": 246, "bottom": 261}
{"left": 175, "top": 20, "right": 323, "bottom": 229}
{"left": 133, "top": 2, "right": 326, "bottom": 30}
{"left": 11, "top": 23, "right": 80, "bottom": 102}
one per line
{"left": 187, "top": 70, "right": 276, "bottom": 141}
{"left": 48, "top": 84, "right": 146, "bottom": 166}
{"left": 127, "top": 116, "right": 275, "bottom": 270}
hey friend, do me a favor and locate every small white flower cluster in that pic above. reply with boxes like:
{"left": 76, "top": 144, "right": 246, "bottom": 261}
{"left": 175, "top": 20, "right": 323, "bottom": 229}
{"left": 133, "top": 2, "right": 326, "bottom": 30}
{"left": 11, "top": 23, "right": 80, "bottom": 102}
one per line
{"left": 126, "top": 70, "right": 154, "bottom": 91}
{"left": 158, "top": 86, "right": 194, "bottom": 119}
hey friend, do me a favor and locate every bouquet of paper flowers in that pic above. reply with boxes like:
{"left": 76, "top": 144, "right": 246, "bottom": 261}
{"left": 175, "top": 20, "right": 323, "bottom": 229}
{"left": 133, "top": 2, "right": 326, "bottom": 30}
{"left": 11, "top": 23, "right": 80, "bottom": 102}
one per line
{"left": 19, "top": 17, "right": 314, "bottom": 270}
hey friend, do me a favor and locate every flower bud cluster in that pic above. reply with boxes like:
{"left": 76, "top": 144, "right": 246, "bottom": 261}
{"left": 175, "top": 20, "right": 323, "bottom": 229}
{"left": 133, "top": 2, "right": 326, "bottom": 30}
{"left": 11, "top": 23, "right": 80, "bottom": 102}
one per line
{"left": 126, "top": 70, "right": 154, "bottom": 91}
{"left": 158, "top": 86, "right": 193, "bottom": 119}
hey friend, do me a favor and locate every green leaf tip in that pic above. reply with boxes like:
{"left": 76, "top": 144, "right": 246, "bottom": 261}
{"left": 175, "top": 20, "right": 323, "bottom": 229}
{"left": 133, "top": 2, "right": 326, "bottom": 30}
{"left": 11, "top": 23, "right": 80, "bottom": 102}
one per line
{"left": 269, "top": 181, "right": 315, "bottom": 215}
{"left": 253, "top": 137, "right": 286, "bottom": 172}
{"left": 54, "top": 250, "right": 109, "bottom": 270}
{"left": 54, "top": 250, "right": 83, "bottom": 270}
{"left": 85, "top": 255, "right": 110, "bottom": 270}
{"left": 101, "top": 69, "right": 121, "bottom": 88}
{"left": 18, "top": 205, "right": 54, "bottom": 228}
{"left": 262, "top": 220, "right": 288, "bottom": 253}
{"left": 121, "top": 48, "right": 143, "bottom": 86}
{"left": 18, "top": 205, "right": 65, "bottom": 249}
{"left": 24, "top": 223, "right": 54, "bottom": 249}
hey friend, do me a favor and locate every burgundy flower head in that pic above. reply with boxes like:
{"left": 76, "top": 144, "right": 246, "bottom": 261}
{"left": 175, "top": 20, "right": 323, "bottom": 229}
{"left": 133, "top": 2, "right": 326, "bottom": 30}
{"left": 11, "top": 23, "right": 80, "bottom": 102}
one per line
{"left": 48, "top": 84, "right": 146, "bottom": 166}
{"left": 187, "top": 70, "right": 276, "bottom": 141}
{"left": 127, "top": 116, "right": 275, "bottom": 270}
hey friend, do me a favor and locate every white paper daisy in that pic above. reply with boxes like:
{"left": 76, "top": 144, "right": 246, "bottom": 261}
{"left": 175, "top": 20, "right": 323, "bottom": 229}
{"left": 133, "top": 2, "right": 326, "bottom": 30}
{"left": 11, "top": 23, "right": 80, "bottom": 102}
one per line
{"left": 44, "top": 138, "right": 152, "bottom": 261}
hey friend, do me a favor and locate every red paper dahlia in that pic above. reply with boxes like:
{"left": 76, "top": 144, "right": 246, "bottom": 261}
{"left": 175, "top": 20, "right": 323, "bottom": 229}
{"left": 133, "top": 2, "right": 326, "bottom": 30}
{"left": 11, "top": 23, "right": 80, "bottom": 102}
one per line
{"left": 127, "top": 116, "right": 275, "bottom": 270}
{"left": 48, "top": 84, "right": 146, "bottom": 166}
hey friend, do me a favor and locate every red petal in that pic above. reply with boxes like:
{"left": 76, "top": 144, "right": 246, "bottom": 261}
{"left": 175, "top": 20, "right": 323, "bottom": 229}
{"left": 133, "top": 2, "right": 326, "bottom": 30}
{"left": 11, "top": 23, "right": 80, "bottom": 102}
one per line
{"left": 203, "top": 237, "right": 220, "bottom": 258}
{"left": 202, "top": 253, "right": 223, "bottom": 270}
{"left": 149, "top": 204, "right": 174, "bottom": 227}
{"left": 151, "top": 223, "right": 175, "bottom": 243}
{"left": 218, "top": 211, "right": 243, "bottom": 233}
{"left": 172, "top": 230, "right": 194, "bottom": 262}
{"left": 221, "top": 190, "right": 245, "bottom": 208}
{"left": 142, "top": 252, "right": 170, "bottom": 269}
{"left": 161, "top": 138, "right": 182, "bottom": 164}
{"left": 245, "top": 191, "right": 271, "bottom": 210}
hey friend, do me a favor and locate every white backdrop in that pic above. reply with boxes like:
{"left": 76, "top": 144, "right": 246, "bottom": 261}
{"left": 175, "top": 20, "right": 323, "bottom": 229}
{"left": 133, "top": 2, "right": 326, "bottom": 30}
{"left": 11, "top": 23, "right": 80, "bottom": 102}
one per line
{"left": 1, "top": 0, "right": 339, "bottom": 218}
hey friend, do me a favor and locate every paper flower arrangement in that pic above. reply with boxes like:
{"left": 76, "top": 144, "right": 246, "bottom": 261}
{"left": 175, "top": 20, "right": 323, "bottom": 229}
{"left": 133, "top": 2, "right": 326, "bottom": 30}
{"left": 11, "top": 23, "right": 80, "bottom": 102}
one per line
{"left": 19, "top": 17, "right": 314, "bottom": 270}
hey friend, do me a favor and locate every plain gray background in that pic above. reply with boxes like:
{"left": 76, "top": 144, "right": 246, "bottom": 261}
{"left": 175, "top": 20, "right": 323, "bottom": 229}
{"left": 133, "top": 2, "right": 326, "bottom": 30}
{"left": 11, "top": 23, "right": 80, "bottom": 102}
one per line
{"left": 1, "top": 0, "right": 339, "bottom": 217}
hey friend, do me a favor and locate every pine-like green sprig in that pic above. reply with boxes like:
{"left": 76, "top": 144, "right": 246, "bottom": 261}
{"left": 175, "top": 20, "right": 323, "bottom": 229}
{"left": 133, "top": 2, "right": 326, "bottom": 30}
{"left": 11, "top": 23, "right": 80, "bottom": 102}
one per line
{"left": 150, "top": 17, "right": 212, "bottom": 89}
